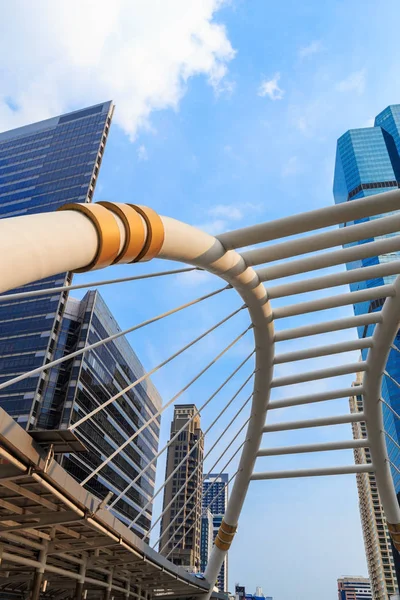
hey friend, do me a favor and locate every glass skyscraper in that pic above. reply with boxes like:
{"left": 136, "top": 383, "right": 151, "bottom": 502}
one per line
{"left": 55, "top": 291, "right": 162, "bottom": 539}
{"left": 0, "top": 103, "right": 162, "bottom": 539}
{"left": 333, "top": 104, "right": 400, "bottom": 493}
{"left": 0, "top": 101, "right": 113, "bottom": 428}
{"left": 202, "top": 473, "right": 229, "bottom": 592}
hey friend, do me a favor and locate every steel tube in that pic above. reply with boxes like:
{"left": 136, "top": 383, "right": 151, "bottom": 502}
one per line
{"left": 240, "top": 208, "right": 400, "bottom": 266}
{"left": 267, "top": 260, "right": 400, "bottom": 299}
{"left": 217, "top": 189, "right": 400, "bottom": 250}
{"left": 250, "top": 464, "right": 374, "bottom": 480}
{"left": 274, "top": 338, "right": 373, "bottom": 364}
{"left": 262, "top": 413, "right": 365, "bottom": 433}
{"left": 268, "top": 386, "right": 365, "bottom": 410}
{"left": 362, "top": 275, "right": 400, "bottom": 524}
{"left": 257, "top": 234, "right": 400, "bottom": 282}
{"left": 257, "top": 439, "right": 368, "bottom": 457}
{"left": 271, "top": 362, "right": 367, "bottom": 388}
{"left": 275, "top": 313, "right": 382, "bottom": 341}
{"left": 273, "top": 285, "right": 395, "bottom": 319}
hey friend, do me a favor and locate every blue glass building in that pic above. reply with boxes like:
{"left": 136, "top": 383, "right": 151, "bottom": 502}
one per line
{"left": 0, "top": 103, "right": 162, "bottom": 539}
{"left": 0, "top": 102, "right": 113, "bottom": 428}
{"left": 202, "top": 473, "right": 229, "bottom": 592}
{"left": 333, "top": 105, "right": 400, "bottom": 493}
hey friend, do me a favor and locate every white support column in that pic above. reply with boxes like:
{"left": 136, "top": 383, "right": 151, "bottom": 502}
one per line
{"left": 363, "top": 276, "right": 400, "bottom": 528}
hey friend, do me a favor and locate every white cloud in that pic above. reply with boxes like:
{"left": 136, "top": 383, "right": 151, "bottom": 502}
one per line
{"left": 208, "top": 204, "right": 243, "bottom": 220}
{"left": 336, "top": 69, "right": 367, "bottom": 95}
{"left": 195, "top": 219, "right": 227, "bottom": 235}
{"left": 0, "top": 0, "right": 235, "bottom": 140}
{"left": 298, "top": 40, "right": 323, "bottom": 59}
{"left": 137, "top": 144, "right": 148, "bottom": 161}
{"left": 282, "top": 155, "right": 302, "bottom": 177}
{"left": 258, "top": 73, "right": 285, "bottom": 101}
{"left": 207, "top": 202, "right": 263, "bottom": 224}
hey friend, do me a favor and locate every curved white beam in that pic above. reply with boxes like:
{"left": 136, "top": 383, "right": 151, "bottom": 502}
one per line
{"left": 158, "top": 216, "right": 273, "bottom": 585}
{"left": 363, "top": 276, "right": 400, "bottom": 525}
{"left": 2, "top": 197, "right": 400, "bottom": 591}
{"left": 0, "top": 206, "right": 274, "bottom": 592}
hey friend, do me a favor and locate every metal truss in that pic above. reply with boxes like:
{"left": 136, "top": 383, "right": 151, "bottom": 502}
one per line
{"left": 1, "top": 190, "right": 400, "bottom": 597}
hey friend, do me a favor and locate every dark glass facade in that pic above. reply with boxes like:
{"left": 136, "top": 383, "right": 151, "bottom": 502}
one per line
{"left": 0, "top": 103, "right": 162, "bottom": 539}
{"left": 333, "top": 105, "right": 400, "bottom": 493}
{"left": 51, "top": 291, "right": 161, "bottom": 538}
{"left": 202, "top": 473, "right": 228, "bottom": 592}
{"left": 0, "top": 102, "right": 113, "bottom": 429}
{"left": 200, "top": 509, "right": 213, "bottom": 574}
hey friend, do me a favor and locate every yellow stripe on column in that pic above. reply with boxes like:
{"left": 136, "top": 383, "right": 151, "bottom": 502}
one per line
{"left": 214, "top": 520, "right": 237, "bottom": 551}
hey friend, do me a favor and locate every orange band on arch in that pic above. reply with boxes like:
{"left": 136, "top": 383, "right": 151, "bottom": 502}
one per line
{"left": 129, "top": 205, "right": 165, "bottom": 262}
{"left": 98, "top": 201, "right": 146, "bottom": 263}
{"left": 57, "top": 203, "right": 121, "bottom": 272}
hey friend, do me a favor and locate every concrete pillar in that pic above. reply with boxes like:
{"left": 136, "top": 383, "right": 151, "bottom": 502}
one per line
{"left": 74, "top": 581, "right": 84, "bottom": 600}
{"left": 103, "top": 567, "right": 113, "bottom": 600}
{"left": 30, "top": 571, "right": 43, "bottom": 600}
{"left": 75, "top": 554, "right": 87, "bottom": 600}
{"left": 30, "top": 540, "right": 48, "bottom": 600}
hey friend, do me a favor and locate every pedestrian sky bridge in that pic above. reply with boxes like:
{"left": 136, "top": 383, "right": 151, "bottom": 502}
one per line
{"left": 1, "top": 189, "right": 400, "bottom": 598}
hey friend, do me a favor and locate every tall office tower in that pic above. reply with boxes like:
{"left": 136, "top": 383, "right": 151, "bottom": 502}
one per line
{"left": 202, "top": 473, "right": 229, "bottom": 591}
{"left": 333, "top": 104, "right": 400, "bottom": 591}
{"left": 160, "top": 405, "right": 204, "bottom": 570}
{"left": 333, "top": 104, "right": 400, "bottom": 493}
{"left": 350, "top": 375, "right": 398, "bottom": 599}
{"left": 49, "top": 291, "right": 162, "bottom": 539}
{"left": 337, "top": 577, "right": 372, "bottom": 600}
{"left": 200, "top": 509, "right": 214, "bottom": 574}
{"left": 0, "top": 102, "right": 113, "bottom": 429}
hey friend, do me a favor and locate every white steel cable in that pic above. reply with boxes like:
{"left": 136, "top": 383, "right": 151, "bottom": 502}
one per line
{"left": 160, "top": 437, "right": 247, "bottom": 555}
{"left": 109, "top": 359, "right": 254, "bottom": 513}
{"left": 80, "top": 327, "right": 252, "bottom": 486}
{"left": 128, "top": 386, "right": 253, "bottom": 530}
{"left": 165, "top": 470, "right": 239, "bottom": 560}
{"left": 388, "top": 460, "right": 400, "bottom": 478}
{"left": 384, "top": 370, "right": 400, "bottom": 391}
{"left": 381, "top": 398, "right": 400, "bottom": 422}
{"left": 0, "top": 285, "right": 228, "bottom": 392}
{"left": 72, "top": 306, "right": 246, "bottom": 431}
{"left": 0, "top": 267, "right": 199, "bottom": 302}
{"left": 153, "top": 417, "right": 250, "bottom": 549}
{"left": 383, "top": 430, "right": 400, "bottom": 454}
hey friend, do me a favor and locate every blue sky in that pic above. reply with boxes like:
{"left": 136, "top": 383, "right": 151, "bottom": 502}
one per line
{"left": 2, "top": 0, "right": 400, "bottom": 597}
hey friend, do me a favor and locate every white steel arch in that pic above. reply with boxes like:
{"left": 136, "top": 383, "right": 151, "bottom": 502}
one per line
{"left": 1, "top": 190, "right": 400, "bottom": 594}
